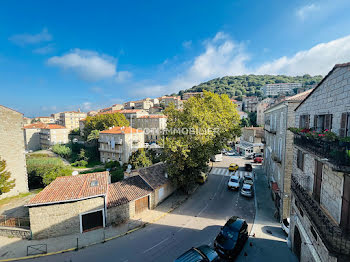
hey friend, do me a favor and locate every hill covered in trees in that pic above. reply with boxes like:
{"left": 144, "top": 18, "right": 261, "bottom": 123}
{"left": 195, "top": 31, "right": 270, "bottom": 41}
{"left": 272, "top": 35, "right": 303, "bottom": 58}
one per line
{"left": 178, "top": 74, "right": 323, "bottom": 99}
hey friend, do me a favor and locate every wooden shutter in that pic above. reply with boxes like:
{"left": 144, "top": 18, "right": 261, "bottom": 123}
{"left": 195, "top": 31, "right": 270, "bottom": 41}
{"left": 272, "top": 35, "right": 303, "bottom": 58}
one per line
{"left": 306, "top": 115, "right": 310, "bottom": 129}
{"left": 314, "top": 115, "right": 318, "bottom": 130}
{"left": 325, "top": 114, "right": 332, "bottom": 131}
{"left": 299, "top": 115, "right": 303, "bottom": 128}
{"left": 340, "top": 175, "right": 350, "bottom": 232}
{"left": 313, "top": 160, "right": 323, "bottom": 204}
{"left": 340, "top": 113, "right": 348, "bottom": 137}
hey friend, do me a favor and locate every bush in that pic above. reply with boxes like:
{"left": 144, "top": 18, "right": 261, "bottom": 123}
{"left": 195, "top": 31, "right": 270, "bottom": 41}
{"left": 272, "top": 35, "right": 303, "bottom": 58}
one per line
{"left": 110, "top": 168, "right": 124, "bottom": 183}
{"left": 71, "top": 160, "right": 88, "bottom": 167}
{"left": 105, "top": 161, "right": 120, "bottom": 169}
{"left": 52, "top": 144, "right": 72, "bottom": 159}
{"left": 80, "top": 167, "right": 106, "bottom": 174}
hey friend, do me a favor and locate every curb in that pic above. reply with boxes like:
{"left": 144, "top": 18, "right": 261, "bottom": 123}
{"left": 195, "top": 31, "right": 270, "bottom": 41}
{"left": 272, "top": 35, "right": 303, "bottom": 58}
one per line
{"left": 0, "top": 195, "right": 190, "bottom": 262}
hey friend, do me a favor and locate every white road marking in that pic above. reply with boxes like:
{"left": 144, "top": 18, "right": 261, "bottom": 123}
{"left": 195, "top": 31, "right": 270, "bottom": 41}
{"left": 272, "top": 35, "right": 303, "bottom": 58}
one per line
{"left": 142, "top": 237, "right": 170, "bottom": 253}
{"left": 210, "top": 168, "right": 230, "bottom": 176}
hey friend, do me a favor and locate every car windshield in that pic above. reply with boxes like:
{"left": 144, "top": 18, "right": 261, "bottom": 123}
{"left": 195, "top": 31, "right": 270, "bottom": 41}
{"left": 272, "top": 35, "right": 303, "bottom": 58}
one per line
{"left": 242, "top": 187, "right": 251, "bottom": 192}
{"left": 216, "top": 227, "right": 239, "bottom": 246}
{"left": 230, "top": 178, "right": 238, "bottom": 183}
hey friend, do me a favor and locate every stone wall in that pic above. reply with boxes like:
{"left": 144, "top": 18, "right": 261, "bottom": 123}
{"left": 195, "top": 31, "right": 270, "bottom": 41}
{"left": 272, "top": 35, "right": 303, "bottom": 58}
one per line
{"left": 29, "top": 197, "right": 105, "bottom": 239}
{"left": 0, "top": 226, "right": 31, "bottom": 239}
{"left": 107, "top": 201, "right": 135, "bottom": 226}
{"left": 152, "top": 182, "right": 175, "bottom": 208}
{"left": 0, "top": 105, "right": 28, "bottom": 199}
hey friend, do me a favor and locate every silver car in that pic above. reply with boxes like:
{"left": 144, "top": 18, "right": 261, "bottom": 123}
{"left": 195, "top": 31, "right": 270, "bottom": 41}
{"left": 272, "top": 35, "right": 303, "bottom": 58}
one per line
{"left": 240, "top": 184, "right": 254, "bottom": 197}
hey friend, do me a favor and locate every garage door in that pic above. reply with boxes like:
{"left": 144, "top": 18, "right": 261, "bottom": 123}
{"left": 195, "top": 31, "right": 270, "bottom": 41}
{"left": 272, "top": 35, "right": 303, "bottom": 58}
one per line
{"left": 81, "top": 210, "right": 104, "bottom": 232}
{"left": 135, "top": 196, "right": 149, "bottom": 214}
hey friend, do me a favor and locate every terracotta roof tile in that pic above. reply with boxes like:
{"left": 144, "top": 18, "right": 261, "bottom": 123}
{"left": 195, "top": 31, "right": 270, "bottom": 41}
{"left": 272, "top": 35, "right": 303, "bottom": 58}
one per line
{"left": 107, "top": 176, "right": 152, "bottom": 208}
{"left": 42, "top": 124, "right": 66, "bottom": 129}
{"left": 100, "top": 126, "right": 143, "bottom": 134}
{"left": 27, "top": 172, "right": 109, "bottom": 206}
{"left": 24, "top": 122, "right": 48, "bottom": 129}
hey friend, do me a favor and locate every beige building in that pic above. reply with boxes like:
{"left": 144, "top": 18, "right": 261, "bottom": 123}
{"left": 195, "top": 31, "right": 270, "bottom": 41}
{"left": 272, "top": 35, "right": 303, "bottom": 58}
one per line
{"left": 134, "top": 115, "right": 167, "bottom": 143}
{"left": 182, "top": 92, "right": 203, "bottom": 100}
{"left": 99, "top": 104, "right": 124, "bottom": 113}
{"left": 98, "top": 126, "right": 144, "bottom": 164}
{"left": 23, "top": 122, "right": 47, "bottom": 151}
{"left": 33, "top": 116, "right": 55, "bottom": 124}
{"left": 56, "top": 111, "right": 87, "bottom": 130}
{"left": 235, "top": 127, "right": 264, "bottom": 156}
{"left": 159, "top": 96, "right": 183, "bottom": 109}
{"left": 290, "top": 63, "right": 350, "bottom": 262}
{"left": 40, "top": 124, "right": 69, "bottom": 149}
{"left": 23, "top": 117, "right": 32, "bottom": 125}
{"left": 0, "top": 105, "right": 28, "bottom": 199}
{"left": 263, "top": 90, "right": 312, "bottom": 222}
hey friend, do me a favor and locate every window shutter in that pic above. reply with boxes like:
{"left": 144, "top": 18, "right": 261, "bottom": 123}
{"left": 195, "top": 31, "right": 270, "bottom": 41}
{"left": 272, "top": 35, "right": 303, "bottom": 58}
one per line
{"left": 307, "top": 115, "right": 310, "bottom": 129}
{"left": 314, "top": 115, "right": 318, "bottom": 130}
{"left": 325, "top": 114, "right": 332, "bottom": 130}
{"left": 340, "top": 113, "right": 348, "bottom": 137}
{"left": 299, "top": 115, "right": 302, "bottom": 128}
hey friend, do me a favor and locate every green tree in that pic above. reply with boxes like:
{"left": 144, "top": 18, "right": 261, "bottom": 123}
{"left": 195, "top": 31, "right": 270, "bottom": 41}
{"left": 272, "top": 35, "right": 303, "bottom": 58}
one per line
{"left": 42, "top": 166, "right": 72, "bottom": 186}
{"left": 87, "top": 129, "right": 100, "bottom": 142}
{"left": 52, "top": 144, "right": 72, "bottom": 159}
{"left": 78, "top": 149, "right": 88, "bottom": 161}
{"left": 240, "top": 118, "right": 250, "bottom": 127}
{"left": 83, "top": 113, "right": 129, "bottom": 140}
{"left": 248, "top": 112, "right": 257, "bottom": 127}
{"left": 163, "top": 91, "right": 241, "bottom": 191}
{"left": 0, "top": 158, "right": 15, "bottom": 195}
{"left": 128, "top": 149, "right": 152, "bottom": 169}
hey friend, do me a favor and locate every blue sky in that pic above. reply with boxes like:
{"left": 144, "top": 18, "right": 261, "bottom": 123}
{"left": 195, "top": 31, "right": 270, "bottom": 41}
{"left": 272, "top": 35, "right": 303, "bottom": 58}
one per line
{"left": 1, "top": 0, "right": 350, "bottom": 117}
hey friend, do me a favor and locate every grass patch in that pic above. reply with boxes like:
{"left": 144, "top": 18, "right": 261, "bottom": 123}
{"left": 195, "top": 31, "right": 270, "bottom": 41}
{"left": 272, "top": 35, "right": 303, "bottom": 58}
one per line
{"left": 0, "top": 189, "right": 42, "bottom": 207}
{"left": 80, "top": 167, "right": 106, "bottom": 174}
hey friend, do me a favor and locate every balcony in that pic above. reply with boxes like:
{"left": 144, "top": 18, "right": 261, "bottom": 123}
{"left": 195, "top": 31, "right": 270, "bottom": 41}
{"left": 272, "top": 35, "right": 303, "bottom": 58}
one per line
{"left": 294, "top": 134, "right": 350, "bottom": 171}
{"left": 264, "top": 124, "right": 276, "bottom": 134}
{"left": 291, "top": 175, "right": 350, "bottom": 256}
{"left": 98, "top": 147, "right": 122, "bottom": 153}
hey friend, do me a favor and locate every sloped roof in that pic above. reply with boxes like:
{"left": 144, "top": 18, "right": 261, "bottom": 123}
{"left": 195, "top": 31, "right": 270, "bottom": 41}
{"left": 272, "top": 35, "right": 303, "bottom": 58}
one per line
{"left": 41, "top": 124, "right": 66, "bottom": 129}
{"left": 107, "top": 176, "right": 152, "bottom": 208}
{"left": 100, "top": 126, "right": 143, "bottom": 134}
{"left": 24, "top": 122, "right": 48, "bottom": 129}
{"left": 285, "top": 89, "right": 313, "bottom": 101}
{"left": 135, "top": 162, "right": 169, "bottom": 190}
{"left": 27, "top": 172, "right": 109, "bottom": 206}
{"left": 295, "top": 62, "right": 350, "bottom": 111}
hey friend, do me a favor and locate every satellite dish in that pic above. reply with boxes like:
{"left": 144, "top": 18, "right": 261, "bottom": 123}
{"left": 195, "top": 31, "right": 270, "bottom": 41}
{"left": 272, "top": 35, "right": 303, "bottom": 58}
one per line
{"left": 126, "top": 164, "right": 132, "bottom": 173}
{"left": 72, "top": 171, "right": 79, "bottom": 176}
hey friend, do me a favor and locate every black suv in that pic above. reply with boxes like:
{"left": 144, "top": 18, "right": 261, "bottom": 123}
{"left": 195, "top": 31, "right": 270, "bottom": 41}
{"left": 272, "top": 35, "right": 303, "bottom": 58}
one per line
{"left": 214, "top": 216, "right": 248, "bottom": 260}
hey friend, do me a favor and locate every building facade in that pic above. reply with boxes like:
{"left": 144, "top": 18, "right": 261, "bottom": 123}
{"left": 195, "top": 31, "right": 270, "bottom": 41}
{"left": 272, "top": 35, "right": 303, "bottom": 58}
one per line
{"left": 262, "top": 83, "right": 302, "bottom": 97}
{"left": 290, "top": 63, "right": 350, "bottom": 262}
{"left": 263, "top": 90, "right": 312, "bottom": 221}
{"left": 23, "top": 122, "right": 47, "bottom": 151}
{"left": 235, "top": 127, "right": 264, "bottom": 156}
{"left": 134, "top": 115, "right": 167, "bottom": 143}
{"left": 99, "top": 104, "right": 124, "bottom": 113}
{"left": 182, "top": 92, "right": 203, "bottom": 100}
{"left": 257, "top": 98, "right": 275, "bottom": 126}
{"left": 98, "top": 126, "right": 144, "bottom": 164}
{"left": 242, "top": 96, "right": 259, "bottom": 112}
{"left": 0, "top": 105, "right": 28, "bottom": 198}
{"left": 159, "top": 96, "right": 183, "bottom": 109}
{"left": 57, "top": 111, "right": 87, "bottom": 130}
{"left": 40, "top": 124, "right": 69, "bottom": 149}
{"left": 231, "top": 99, "right": 243, "bottom": 111}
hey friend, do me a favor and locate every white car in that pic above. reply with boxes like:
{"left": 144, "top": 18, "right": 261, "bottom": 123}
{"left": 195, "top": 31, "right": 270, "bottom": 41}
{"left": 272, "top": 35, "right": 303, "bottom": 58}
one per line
{"left": 240, "top": 183, "right": 254, "bottom": 197}
{"left": 281, "top": 218, "right": 290, "bottom": 235}
{"left": 227, "top": 175, "right": 240, "bottom": 190}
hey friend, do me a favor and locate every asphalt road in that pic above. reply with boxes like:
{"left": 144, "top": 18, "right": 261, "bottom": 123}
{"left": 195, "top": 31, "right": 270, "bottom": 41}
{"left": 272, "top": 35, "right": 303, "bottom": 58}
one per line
{"left": 32, "top": 164, "right": 255, "bottom": 262}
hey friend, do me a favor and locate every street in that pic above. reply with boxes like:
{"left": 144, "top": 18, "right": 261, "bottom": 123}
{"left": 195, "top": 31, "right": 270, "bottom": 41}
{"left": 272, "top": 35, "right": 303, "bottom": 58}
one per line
{"left": 31, "top": 156, "right": 255, "bottom": 262}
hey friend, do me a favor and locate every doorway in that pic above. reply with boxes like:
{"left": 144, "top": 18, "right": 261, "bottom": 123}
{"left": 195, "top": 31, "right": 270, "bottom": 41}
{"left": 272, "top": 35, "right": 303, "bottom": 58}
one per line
{"left": 293, "top": 226, "right": 302, "bottom": 260}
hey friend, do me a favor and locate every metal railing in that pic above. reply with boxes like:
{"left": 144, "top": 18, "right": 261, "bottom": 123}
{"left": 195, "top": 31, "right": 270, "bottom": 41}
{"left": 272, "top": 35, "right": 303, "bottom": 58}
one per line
{"left": 27, "top": 244, "right": 47, "bottom": 256}
{"left": 294, "top": 134, "right": 350, "bottom": 168}
{"left": 291, "top": 175, "right": 350, "bottom": 255}
{"left": 0, "top": 215, "right": 30, "bottom": 229}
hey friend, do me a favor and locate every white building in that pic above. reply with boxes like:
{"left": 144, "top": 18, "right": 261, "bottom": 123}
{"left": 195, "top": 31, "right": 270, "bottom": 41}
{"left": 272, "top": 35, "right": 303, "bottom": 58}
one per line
{"left": 262, "top": 83, "right": 302, "bottom": 96}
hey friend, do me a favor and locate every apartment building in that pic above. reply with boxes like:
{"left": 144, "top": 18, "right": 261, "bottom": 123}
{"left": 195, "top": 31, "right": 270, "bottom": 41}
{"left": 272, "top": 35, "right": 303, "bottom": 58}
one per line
{"left": 159, "top": 96, "right": 183, "bottom": 109}
{"left": 57, "top": 111, "right": 87, "bottom": 130}
{"left": 182, "top": 92, "right": 203, "bottom": 100}
{"left": 117, "top": 109, "right": 149, "bottom": 125}
{"left": 124, "top": 98, "right": 154, "bottom": 111}
{"left": 262, "top": 83, "right": 302, "bottom": 97}
{"left": 263, "top": 90, "right": 312, "bottom": 222}
{"left": 98, "top": 126, "right": 144, "bottom": 164}
{"left": 33, "top": 116, "right": 55, "bottom": 124}
{"left": 257, "top": 98, "right": 275, "bottom": 126}
{"left": 134, "top": 115, "right": 167, "bottom": 143}
{"left": 40, "top": 124, "right": 69, "bottom": 149}
{"left": 290, "top": 63, "right": 350, "bottom": 262}
{"left": 99, "top": 104, "right": 124, "bottom": 113}
{"left": 0, "top": 105, "right": 28, "bottom": 199}
{"left": 235, "top": 127, "right": 264, "bottom": 156}
{"left": 242, "top": 96, "right": 259, "bottom": 112}
{"left": 24, "top": 122, "right": 47, "bottom": 151}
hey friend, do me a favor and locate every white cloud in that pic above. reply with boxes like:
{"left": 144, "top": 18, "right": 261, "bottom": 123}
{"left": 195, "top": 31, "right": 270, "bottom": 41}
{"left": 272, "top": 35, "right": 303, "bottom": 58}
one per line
{"left": 9, "top": 28, "right": 52, "bottom": 46}
{"left": 131, "top": 32, "right": 350, "bottom": 97}
{"left": 115, "top": 71, "right": 132, "bottom": 82}
{"left": 33, "top": 44, "right": 55, "bottom": 54}
{"left": 47, "top": 49, "right": 117, "bottom": 81}
{"left": 182, "top": 40, "right": 192, "bottom": 49}
{"left": 296, "top": 4, "right": 320, "bottom": 20}
{"left": 256, "top": 35, "right": 350, "bottom": 76}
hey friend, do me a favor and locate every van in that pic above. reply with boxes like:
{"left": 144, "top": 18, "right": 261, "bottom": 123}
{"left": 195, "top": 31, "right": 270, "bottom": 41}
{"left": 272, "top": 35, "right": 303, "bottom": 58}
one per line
{"left": 211, "top": 153, "right": 223, "bottom": 162}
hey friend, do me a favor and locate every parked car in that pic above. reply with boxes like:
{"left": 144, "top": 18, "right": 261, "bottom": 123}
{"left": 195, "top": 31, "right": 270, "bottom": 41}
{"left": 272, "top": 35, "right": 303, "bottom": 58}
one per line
{"left": 197, "top": 172, "right": 208, "bottom": 184}
{"left": 226, "top": 150, "right": 238, "bottom": 156}
{"left": 214, "top": 216, "right": 248, "bottom": 260}
{"left": 228, "top": 163, "right": 239, "bottom": 172}
{"left": 253, "top": 156, "right": 263, "bottom": 163}
{"left": 175, "top": 245, "right": 220, "bottom": 262}
{"left": 243, "top": 172, "right": 254, "bottom": 181}
{"left": 281, "top": 218, "right": 290, "bottom": 235}
{"left": 245, "top": 163, "right": 252, "bottom": 172}
{"left": 211, "top": 153, "right": 223, "bottom": 162}
{"left": 246, "top": 153, "right": 254, "bottom": 160}
{"left": 227, "top": 175, "right": 240, "bottom": 190}
{"left": 240, "top": 183, "right": 254, "bottom": 198}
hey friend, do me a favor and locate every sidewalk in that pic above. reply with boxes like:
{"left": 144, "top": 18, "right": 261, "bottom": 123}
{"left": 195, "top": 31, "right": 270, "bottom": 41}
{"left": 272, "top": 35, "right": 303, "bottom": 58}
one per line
{"left": 237, "top": 166, "right": 298, "bottom": 262}
{"left": 0, "top": 191, "right": 188, "bottom": 261}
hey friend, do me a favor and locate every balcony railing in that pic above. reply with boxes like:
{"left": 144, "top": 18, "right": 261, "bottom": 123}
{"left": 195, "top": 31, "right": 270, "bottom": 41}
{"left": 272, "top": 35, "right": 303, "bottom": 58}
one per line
{"left": 294, "top": 134, "right": 350, "bottom": 170}
{"left": 291, "top": 175, "right": 350, "bottom": 256}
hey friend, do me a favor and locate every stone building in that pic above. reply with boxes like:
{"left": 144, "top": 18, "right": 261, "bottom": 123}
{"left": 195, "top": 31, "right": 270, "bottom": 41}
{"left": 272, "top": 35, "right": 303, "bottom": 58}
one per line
{"left": 98, "top": 126, "right": 144, "bottom": 164}
{"left": 40, "top": 124, "right": 69, "bottom": 149}
{"left": 56, "top": 111, "right": 87, "bottom": 130}
{"left": 0, "top": 105, "right": 28, "bottom": 199}
{"left": 263, "top": 90, "right": 313, "bottom": 221}
{"left": 134, "top": 115, "right": 167, "bottom": 143}
{"left": 231, "top": 99, "right": 243, "bottom": 111}
{"left": 182, "top": 92, "right": 203, "bottom": 100}
{"left": 235, "top": 127, "right": 264, "bottom": 156}
{"left": 23, "top": 122, "right": 47, "bottom": 151}
{"left": 242, "top": 96, "right": 259, "bottom": 112}
{"left": 290, "top": 63, "right": 350, "bottom": 262}
{"left": 257, "top": 98, "right": 275, "bottom": 126}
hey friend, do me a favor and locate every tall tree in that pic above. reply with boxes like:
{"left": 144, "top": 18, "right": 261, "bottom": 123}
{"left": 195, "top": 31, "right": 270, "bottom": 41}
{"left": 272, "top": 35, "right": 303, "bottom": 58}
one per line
{"left": 83, "top": 113, "right": 129, "bottom": 140}
{"left": 0, "top": 158, "right": 15, "bottom": 195}
{"left": 128, "top": 149, "right": 152, "bottom": 169}
{"left": 163, "top": 91, "right": 241, "bottom": 191}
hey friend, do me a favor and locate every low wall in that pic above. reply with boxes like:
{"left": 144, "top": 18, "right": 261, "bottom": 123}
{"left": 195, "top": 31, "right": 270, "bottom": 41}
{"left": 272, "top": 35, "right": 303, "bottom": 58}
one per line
{"left": 0, "top": 226, "right": 31, "bottom": 239}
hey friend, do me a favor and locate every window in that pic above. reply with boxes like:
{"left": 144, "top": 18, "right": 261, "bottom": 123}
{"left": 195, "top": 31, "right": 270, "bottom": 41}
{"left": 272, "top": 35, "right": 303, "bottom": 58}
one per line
{"left": 297, "top": 149, "right": 304, "bottom": 171}
{"left": 314, "top": 114, "right": 332, "bottom": 132}
{"left": 299, "top": 115, "right": 310, "bottom": 129}
{"left": 310, "top": 226, "right": 318, "bottom": 241}
{"left": 340, "top": 113, "right": 350, "bottom": 137}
